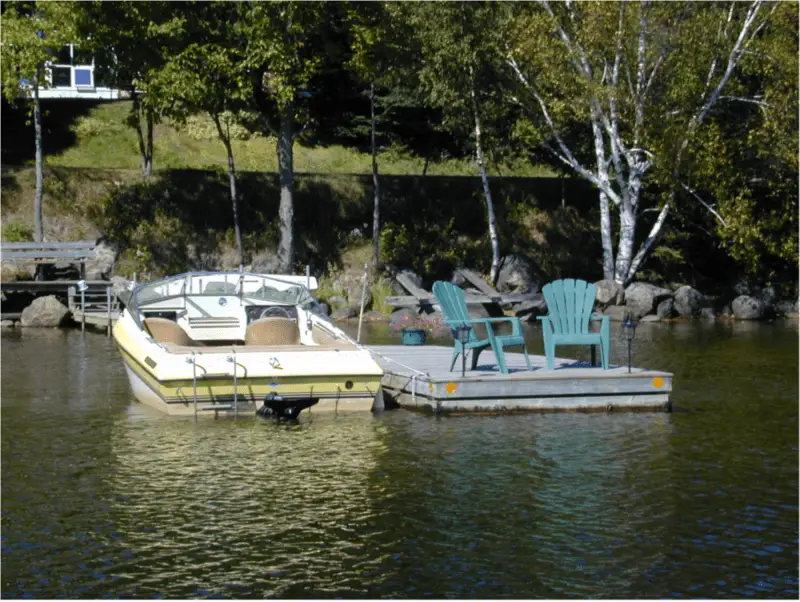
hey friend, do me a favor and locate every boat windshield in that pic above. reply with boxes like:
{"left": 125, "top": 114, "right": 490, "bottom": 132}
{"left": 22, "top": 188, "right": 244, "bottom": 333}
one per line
{"left": 127, "top": 272, "right": 319, "bottom": 324}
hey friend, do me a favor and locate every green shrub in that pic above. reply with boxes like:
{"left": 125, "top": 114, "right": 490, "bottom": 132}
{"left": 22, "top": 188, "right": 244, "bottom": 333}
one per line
{"left": 380, "top": 219, "right": 483, "bottom": 281}
{"left": 2, "top": 221, "right": 33, "bottom": 242}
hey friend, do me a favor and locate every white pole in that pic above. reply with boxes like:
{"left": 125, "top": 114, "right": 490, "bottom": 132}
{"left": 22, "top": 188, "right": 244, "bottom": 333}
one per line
{"left": 356, "top": 262, "right": 368, "bottom": 343}
{"left": 306, "top": 264, "right": 311, "bottom": 290}
{"left": 106, "top": 286, "right": 112, "bottom": 336}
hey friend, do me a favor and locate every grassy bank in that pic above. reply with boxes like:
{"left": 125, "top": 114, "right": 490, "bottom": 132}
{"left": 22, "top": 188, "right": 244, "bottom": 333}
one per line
{"left": 3, "top": 100, "right": 556, "bottom": 177}
{"left": 1, "top": 164, "right": 601, "bottom": 286}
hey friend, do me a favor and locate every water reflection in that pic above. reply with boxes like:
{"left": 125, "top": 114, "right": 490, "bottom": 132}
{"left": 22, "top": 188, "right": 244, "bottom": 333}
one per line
{"left": 2, "top": 322, "right": 798, "bottom": 598}
{"left": 102, "top": 409, "right": 394, "bottom": 597}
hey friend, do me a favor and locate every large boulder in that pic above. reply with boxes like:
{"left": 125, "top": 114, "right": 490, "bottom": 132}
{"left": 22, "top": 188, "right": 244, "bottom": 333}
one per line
{"left": 602, "top": 305, "right": 629, "bottom": 322}
{"left": 656, "top": 298, "right": 675, "bottom": 319}
{"left": 731, "top": 295, "right": 764, "bottom": 320}
{"left": 389, "top": 308, "right": 418, "bottom": 330}
{"left": 594, "top": 279, "right": 624, "bottom": 307}
{"left": 84, "top": 239, "right": 118, "bottom": 280}
{"left": 759, "top": 286, "right": 778, "bottom": 317}
{"left": 20, "top": 295, "right": 70, "bottom": 327}
{"left": 514, "top": 293, "right": 548, "bottom": 322}
{"left": 732, "top": 295, "right": 764, "bottom": 320}
{"left": 700, "top": 307, "right": 716, "bottom": 320}
{"left": 450, "top": 269, "right": 468, "bottom": 288}
{"left": 327, "top": 295, "right": 348, "bottom": 309}
{"left": 110, "top": 275, "right": 133, "bottom": 307}
{"left": 360, "top": 310, "right": 385, "bottom": 322}
{"left": 673, "top": 285, "right": 705, "bottom": 317}
{"left": 496, "top": 253, "right": 543, "bottom": 295}
{"left": 624, "top": 282, "right": 672, "bottom": 319}
{"left": 332, "top": 276, "right": 373, "bottom": 309}
{"left": 389, "top": 269, "right": 424, "bottom": 295}
{"left": 776, "top": 299, "right": 799, "bottom": 318}
{"left": 331, "top": 307, "right": 357, "bottom": 321}
{"left": 346, "top": 280, "right": 372, "bottom": 309}
{"left": 248, "top": 249, "right": 281, "bottom": 273}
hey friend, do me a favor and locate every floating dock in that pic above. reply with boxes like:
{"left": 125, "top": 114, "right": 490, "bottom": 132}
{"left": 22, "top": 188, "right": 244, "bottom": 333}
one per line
{"left": 369, "top": 345, "right": 672, "bottom": 414}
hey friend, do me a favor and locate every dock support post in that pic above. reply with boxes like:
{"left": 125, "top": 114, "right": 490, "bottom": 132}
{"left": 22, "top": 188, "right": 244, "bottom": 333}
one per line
{"left": 357, "top": 262, "right": 368, "bottom": 343}
{"left": 106, "top": 286, "right": 112, "bottom": 336}
{"left": 80, "top": 288, "right": 85, "bottom": 334}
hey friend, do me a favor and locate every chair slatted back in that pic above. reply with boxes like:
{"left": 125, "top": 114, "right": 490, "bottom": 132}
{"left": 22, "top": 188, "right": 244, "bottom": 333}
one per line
{"left": 433, "top": 281, "right": 480, "bottom": 343}
{"left": 542, "top": 278, "right": 597, "bottom": 335}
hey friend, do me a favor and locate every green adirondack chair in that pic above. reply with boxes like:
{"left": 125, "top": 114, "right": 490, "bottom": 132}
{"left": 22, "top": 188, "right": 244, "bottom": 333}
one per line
{"left": 538, "top": 278, "right": 610, "bottom": 370}
{"left": 433, "top": 280, "right": 532, "bottom": 375}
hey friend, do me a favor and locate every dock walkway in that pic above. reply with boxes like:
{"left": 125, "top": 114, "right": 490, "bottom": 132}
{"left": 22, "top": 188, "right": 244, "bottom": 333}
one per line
{"left": 368, "top": 344, "right": 672, "bottom": 414}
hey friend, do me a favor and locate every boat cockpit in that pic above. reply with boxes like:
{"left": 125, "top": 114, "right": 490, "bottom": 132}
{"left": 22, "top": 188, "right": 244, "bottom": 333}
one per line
{"left": 126, "top": 271, "right": 351, "bottom": 352}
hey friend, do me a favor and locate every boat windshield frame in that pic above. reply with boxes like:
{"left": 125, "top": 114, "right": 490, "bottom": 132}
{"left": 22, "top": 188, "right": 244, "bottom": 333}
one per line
{"left": 127, "top": 271, "right": 320, "bottom": 328}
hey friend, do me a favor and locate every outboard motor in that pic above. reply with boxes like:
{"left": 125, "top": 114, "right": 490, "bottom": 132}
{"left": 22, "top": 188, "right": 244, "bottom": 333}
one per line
{"left": 258, "top": 392, "right": 318, "bottom": 421}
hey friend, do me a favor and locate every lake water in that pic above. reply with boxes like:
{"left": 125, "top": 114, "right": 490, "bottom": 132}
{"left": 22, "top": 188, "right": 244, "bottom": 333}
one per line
{"left": 1, "top": 321, "right": 797, "bottom": 598}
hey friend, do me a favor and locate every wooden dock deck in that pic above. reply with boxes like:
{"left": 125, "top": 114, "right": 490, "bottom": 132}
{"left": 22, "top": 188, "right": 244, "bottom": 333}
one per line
{"left": 368, "top": 345, "right": 672, "bottom": 414}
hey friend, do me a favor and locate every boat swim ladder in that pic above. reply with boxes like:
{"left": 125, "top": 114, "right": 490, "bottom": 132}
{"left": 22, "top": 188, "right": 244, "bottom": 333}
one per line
{"left": 186, "top": 351, "right": 243, "bottom": 420}
{"left": 226, "top": 349, "right": 239, "bottom": 419}
{"left": 187, "top": 351, "right": 198, "bottom": 420}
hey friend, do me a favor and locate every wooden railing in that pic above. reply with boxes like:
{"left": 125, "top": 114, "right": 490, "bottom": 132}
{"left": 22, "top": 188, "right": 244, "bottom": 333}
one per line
{"left": 1, "top": 241, "right": 97, "bottom": 279}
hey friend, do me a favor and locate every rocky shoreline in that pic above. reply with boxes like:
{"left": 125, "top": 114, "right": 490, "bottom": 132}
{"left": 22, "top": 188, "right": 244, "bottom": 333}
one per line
{"left": 324, "top": 254, "right": 799, "bottom": 329}
{"left": 1, "top": 251, "right": 797, "bottom": 330}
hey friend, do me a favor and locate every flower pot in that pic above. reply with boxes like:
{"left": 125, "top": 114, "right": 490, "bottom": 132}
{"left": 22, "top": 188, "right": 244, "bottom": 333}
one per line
{"left": 401, "top": 327, "right": 426, "bottom": 345}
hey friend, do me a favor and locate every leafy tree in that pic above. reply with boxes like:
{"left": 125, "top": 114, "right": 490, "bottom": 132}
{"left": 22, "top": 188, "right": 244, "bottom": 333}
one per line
{"left": 237, "top": 0, "right": 329, "bottom": 272}
{"left": 1, "top": 1, "right": 76, "bottom": 242}
{"left": 77, "top": 1, "right": 181, "bottom": 178}
{"left": 344, "top": 2, "right": 414, "bottom": 274}
{"left": 505, "top": 0, "right": 783, "bottom": 285}
{"left": 394, "top": 2, "right": 514, "bottom": 285}
{"left": 147, "top": 2, "right": 249, "bottom": 265}
{"left": 685, "top": 1, "right": 798, "bottom": 285}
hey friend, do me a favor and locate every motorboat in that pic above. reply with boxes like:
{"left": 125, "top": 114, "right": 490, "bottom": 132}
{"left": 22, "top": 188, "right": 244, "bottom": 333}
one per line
{"left": 112, "top": 270, "right": 384, "bottom": 418}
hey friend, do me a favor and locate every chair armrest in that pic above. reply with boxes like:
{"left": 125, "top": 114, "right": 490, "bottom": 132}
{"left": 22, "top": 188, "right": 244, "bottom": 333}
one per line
{"left": 536, "top": 315, "right": 554, "bottom": 332}
{"left": 445, "top": 317, "right": 517, "bottom": 326}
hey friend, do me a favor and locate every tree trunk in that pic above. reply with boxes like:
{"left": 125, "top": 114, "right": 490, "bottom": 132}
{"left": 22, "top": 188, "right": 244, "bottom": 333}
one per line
{"left": 614, "top": 206, "right": 636, "bottom": 284}
{"left": 470, "top": 82, "right": 501, "bottom": 285}
{"left": 599, "top": 191, "right": 614, "bottom": 280}
{"left": 276, "top": 104, "right": 295, "bottom": 272}
{"left": 370, "top": 81, "right": 381, "bottom": 275}
{"left": 213, "top": 114, "right": 243, "bottom": 267}
{"left": 133, "top": 94, "right": 153, "bottom": 179}
{"left": 32, "top": 71, "right": 44, "bottom": 243}
{"left": 145, "top": 110, "right": 153, "bottom": 179}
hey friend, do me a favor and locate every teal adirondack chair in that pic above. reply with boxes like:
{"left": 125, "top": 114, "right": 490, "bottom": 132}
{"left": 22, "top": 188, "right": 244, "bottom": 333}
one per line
{"left": 433, "top": 281, "right": 532, "bottom": 375}
{"left": 538, "top": 278, "right": 610, "bottom": 370}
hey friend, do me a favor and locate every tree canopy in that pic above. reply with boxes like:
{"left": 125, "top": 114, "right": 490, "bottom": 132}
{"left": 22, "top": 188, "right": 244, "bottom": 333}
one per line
{"left": 3, "top": 0, "right": 795, "bottom": 285}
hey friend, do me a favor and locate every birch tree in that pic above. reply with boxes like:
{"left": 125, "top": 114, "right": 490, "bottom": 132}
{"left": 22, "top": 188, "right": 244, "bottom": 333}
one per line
{"left": 148, "top": 3, "right": 249, "bottom": 265}
{"left": 505, "top": 1, "right": 780, "bottom": 285}
{"left": 395, "top": 2, "right": 511, "bottom": 285}
{"left": 345, "top": 2, "right": 410, "bottom": 275}
{"left": 1, "top": 1, "right": 76, "bottom": 242}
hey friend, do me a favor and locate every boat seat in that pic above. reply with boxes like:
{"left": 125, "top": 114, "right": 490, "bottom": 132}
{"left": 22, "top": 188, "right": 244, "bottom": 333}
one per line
{"left": 245, "top": 317, "right": 301, "bottom": 346}
{"left": 144, "top": 317, "right": 198, "bottom": 347}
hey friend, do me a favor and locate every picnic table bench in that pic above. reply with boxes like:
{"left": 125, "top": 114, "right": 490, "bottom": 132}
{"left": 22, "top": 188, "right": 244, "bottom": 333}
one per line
{"left": 385, "top": 267, "right": 538, "bottom": 308}
{"left": 0, "top": 241, "right": 97, "bottom": 279}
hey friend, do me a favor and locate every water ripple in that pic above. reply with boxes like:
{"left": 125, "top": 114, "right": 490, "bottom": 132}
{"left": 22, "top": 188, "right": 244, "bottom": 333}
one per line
{"left": 2, "top": 326, "right": 798, "bottom": 598}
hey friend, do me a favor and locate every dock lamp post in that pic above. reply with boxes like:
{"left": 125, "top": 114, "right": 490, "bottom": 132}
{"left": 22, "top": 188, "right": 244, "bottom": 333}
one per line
{"left": 622, "top": 312, "right": 638, "bottom": 373}
{"left": 454, "top": 324, "right": 472, "bottom": 378}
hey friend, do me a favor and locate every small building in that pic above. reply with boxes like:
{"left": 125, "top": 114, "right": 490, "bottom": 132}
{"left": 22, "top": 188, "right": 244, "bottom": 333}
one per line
{"left": 22, "top": 44, "right": 129, "bottom": 101}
